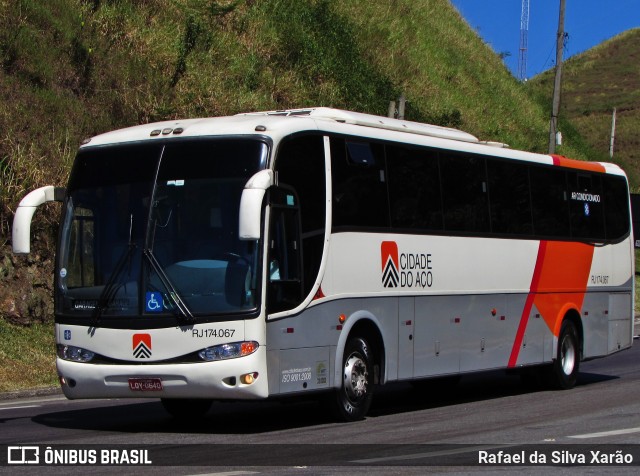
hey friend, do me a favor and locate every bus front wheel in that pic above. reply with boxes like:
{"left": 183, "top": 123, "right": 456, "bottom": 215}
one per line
{"left": 546, "top": 320, "right": 580, "bottom": 389}
{"left": 334, "top": 337, "right": 374, "bottom": 422}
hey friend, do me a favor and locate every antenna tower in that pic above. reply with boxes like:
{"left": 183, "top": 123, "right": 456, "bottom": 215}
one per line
{"left": 518, "top": 0, "right": 530, "bottom": 81}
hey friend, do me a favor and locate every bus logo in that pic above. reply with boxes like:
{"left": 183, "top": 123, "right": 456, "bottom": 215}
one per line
{"left": 133, "top": 334, "right": 152, "bottom": 359}
{"left": 381, "top": 241, "right": 435, "bottom": 289}
{"left": 381, "top": 241, "right": 399, "bottom": 288}
{"left": 7, "top": 446, "right": 39, "bottom": 464}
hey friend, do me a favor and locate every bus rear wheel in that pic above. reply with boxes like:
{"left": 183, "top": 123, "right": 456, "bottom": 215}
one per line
{"left": 334, "top": 337, "right": 374, "bottom": 422}
{"left": 546, "top": 320, "right": 580, "bottom": 389}
{"left": 161, "top": 398, "right": 212, "bottom": 418}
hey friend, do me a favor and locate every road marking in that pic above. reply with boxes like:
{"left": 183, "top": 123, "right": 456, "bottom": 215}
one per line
{"left": 0, "top": 395, "right": 66, "bottom": 407}
{"left": 568, "top": 427, "right": 640, "bottom": 439}
{"left": 0, "top": 405, "right": 39, "bottom": 411}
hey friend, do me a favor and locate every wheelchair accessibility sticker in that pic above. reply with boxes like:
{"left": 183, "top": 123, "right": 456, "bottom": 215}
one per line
{"left": 145, "top": 292, "right": 163, "bottom": 312}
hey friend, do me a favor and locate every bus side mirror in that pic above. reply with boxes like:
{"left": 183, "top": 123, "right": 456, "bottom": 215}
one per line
{"left": 12, "top": 185, "right": 65, "bottom": 254}
{"left": 239, "top": 170, "right": 273, "bottom": 240}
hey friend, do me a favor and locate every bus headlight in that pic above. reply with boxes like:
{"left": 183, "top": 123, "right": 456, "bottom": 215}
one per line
{"left": 57, "top": 344, "right": 95, "bottom": 362}
{"left": 198, "top": 341, "right": 259, "bottom": 362}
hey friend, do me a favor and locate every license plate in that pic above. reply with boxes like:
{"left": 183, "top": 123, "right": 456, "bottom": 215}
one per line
{"left": 128, "top": 378, "right": 163, "bottom": 391}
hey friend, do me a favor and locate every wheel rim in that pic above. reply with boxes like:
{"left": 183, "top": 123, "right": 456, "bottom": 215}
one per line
{"left": 560, "top": 334, "right": 576, "bottom": 376}
{"left": 343, "top": 353, "right": 368, "bottom": 402}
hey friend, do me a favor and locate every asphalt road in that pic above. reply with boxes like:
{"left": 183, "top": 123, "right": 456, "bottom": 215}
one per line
{"left": 1, "top": 336, "right": 640, "bottom": 475}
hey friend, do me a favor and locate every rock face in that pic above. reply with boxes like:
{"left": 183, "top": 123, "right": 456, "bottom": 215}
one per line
{"left": 0, "top": 226, "right": 56, "bottom": 326}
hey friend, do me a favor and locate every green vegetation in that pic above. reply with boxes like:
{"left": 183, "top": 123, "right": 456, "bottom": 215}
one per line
{"left": 0, "top": 319, "right": 56, "bottom": 392}
{"left": 528, "top": 28, "right": 640, "bottom": 188}
{"left": 0, "top": 0, "right": 635, "bottom": 391}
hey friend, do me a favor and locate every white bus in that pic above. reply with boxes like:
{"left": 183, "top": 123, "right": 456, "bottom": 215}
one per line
{"left": 13, "top": 108, "right": 634, "bottom": 421}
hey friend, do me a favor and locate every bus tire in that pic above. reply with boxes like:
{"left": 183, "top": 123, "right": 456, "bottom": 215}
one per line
{"left": 161, "top": 398, "right": 212, "bottom": 418}
{"left": 334, "top": 337, "right": 374, "bottom": 422}
{"left": 546, "top": 320, "right": 580, "bottom": 390}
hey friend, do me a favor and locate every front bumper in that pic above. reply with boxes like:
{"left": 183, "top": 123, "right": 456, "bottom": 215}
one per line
{"left": 56, "top": 345, "right": 269, "bottom": 400}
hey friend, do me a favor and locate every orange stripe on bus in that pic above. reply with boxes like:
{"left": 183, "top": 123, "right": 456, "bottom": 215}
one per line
{"left": 508, "top": 241, "right": 546, "bottom": 367}
{"left": 533, "top": 241, "right": 593, "bottom": 335}
{"left": 508, "top": 240, "right": 594, "bottom": 367}
{"left": 551, "top": 154, "right": 606, "bottom": 173}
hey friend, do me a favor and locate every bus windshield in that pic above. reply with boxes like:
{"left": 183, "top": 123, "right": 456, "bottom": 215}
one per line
{"left": 57, "top": 138, "right": 267, "bottom": 323}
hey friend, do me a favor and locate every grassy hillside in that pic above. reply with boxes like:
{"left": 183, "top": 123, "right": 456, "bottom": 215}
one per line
{"left": 528, "top": 28, "right": 640, "bottom": 188}
{"left": 0, "top": 0, "right": 615, "bottom": 389}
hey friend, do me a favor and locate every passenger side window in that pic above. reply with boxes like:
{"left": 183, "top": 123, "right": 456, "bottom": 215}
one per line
{"left": 603, "top": 175, "right": 630, "bottom": 240}
{"left": 567, "top": 172, "right": 605, "bottom": 240}
{"left": 487, "top": 159, "right": 533, "bottom": 235}
{"left": 530, "top": 167, "right": 570, "bottom": 237}
{"left": 387, "top": 144, "right": 443, "bottom": 231}
{"left": 331, "top": 137, "right": 389, "bottom": 229}
{"left": 440, "top": 153, "right": 489, "bottom": 233}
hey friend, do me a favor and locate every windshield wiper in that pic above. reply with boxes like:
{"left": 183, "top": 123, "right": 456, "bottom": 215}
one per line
{"left": 141, "top": 144, "right": 193, "bottom": 322}
{"left": 143, "top": 248, "right": 194, "bottom": 322}
{"left": 91, "top": 243, "right": 136, "bottom": 326}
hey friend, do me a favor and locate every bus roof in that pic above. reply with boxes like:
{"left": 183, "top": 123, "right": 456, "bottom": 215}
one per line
{"left": 80, "top": 107, "right": 624, "bottom": 176}
{"left": 239, "top": 108, "right": 483, "bottom": 144}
